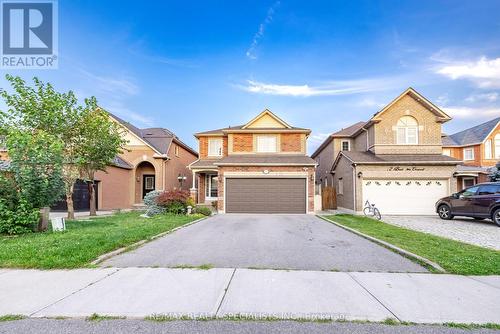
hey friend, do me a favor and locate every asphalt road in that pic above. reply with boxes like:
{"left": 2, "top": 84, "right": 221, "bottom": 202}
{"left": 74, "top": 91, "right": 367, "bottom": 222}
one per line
{"left": 101, "top": 214, "right": 426, "bottom": 272}
{"left": 0, "top": 319, "right": 497, "bottom": 334}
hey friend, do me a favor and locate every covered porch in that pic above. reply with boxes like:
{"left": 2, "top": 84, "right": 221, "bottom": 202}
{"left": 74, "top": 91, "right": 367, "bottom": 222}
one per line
{"left": 454, "top": 165, "right": 491, "bottom": 191}
{"left": 189, "top": 167, "right": 220, "bottom": 208}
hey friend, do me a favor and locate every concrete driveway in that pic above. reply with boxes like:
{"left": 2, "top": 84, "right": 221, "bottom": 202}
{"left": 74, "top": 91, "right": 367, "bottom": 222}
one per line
{"left": 101, "top": 215, "right": 426, "bottom": 272}
{"left": 382, "top": 216, "right": 500, "bottom": 250}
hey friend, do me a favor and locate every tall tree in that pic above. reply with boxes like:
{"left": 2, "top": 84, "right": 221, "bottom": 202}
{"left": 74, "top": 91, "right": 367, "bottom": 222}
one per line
{"left": 76, "top": 107, "right": 126, "bottom": 216}
{"left": 0, "top": 75, "right": 96, "bottom": 218}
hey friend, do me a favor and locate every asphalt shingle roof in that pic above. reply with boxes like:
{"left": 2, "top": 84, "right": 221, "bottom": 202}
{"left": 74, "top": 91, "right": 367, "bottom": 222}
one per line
{"left": 446, "top": 117, "right": 500, "bottom": 146}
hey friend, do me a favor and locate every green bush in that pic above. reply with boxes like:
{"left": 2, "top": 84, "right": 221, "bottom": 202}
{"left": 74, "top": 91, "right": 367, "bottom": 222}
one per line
{"left": 195, "top": 206, "right": 212, "bottom": 216}
{"left": 0, "top": 175, "right": 17, "bottom": 210}
{"left": 143, "top": 190, "right": 165, "bottom": 216}
{"left": 165, "top": 201, "right": 186, "bottom": 215}
{"left": 0, "top": 197, "right": 39, "bottom": 235}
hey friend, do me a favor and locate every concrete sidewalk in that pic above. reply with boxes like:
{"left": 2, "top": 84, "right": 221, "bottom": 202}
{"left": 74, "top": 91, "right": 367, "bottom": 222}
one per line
{"left": 0, "top": 268, "right": 499, "bottom": 325}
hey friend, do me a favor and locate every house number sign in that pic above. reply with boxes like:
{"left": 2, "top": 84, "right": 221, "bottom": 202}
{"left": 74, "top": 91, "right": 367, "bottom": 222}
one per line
{"left": 387, "top": 166, "right": 426, "bottom": 172}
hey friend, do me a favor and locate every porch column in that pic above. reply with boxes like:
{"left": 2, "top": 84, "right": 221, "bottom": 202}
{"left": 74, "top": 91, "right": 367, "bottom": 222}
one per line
{"left": 190, "top": 170, "right": 198, "bottom": 203}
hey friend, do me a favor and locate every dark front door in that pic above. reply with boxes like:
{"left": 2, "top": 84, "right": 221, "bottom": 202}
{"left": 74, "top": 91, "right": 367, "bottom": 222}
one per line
{"left": 450, "top": 185, "right": 479, "bottom": 215}
{"left": 143, "top": 175, "right": 155, "bottom": 199}
{"left": 51, "top": 180, "right": 98, "bottom": 212}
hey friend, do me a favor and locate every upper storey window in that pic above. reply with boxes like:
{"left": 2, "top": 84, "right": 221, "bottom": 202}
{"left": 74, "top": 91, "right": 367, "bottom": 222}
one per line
{"left": 256, "top": 135, "right": 277, "bottom": 153}
{"left": 396, "top": 116, "right": 418, "bottom": 145}
{"left": 208, "top": 138, "right": 222, "bottom": 156}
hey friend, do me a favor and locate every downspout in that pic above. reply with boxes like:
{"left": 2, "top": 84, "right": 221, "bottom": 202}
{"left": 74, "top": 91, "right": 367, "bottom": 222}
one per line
{"left": 352, "top": 163, "right": 357, "bottom": 213}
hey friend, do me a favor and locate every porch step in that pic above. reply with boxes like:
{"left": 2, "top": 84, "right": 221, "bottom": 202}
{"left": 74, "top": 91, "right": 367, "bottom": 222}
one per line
{"left": 132, "top": 203, "right": 147, "bottom": 211}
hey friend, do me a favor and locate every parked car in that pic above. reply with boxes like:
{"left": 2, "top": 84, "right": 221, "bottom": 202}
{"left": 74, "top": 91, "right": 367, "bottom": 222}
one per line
{"left": 436, "top": 182, "right": 500, "bottom": 226}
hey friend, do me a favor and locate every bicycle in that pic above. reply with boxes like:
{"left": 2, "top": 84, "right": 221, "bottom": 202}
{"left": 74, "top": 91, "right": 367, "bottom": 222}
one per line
{"left": 363, "top": 200, "right": 381, "bottom": 220}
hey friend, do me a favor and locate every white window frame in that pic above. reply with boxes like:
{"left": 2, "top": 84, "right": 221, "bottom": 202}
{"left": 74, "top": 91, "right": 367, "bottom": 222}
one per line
{"left": 256, "top": 135, "right": 277, "bottom": 153}
{"left": 485, "top": 139, "right": 492, "bottom": 159}
{"left": 396, "top": 116, "right": 419, "bottom": 145}
{"left": 341, "top": 140, "right": 350, "bottom": 151}
{"left": 205, "top": 174, "right": 218, "bottom": 200}
{"left": 338, "top": 178, "right": 344, "bottom": 195}
{"left": 463, "top": 147, "right": 474, "bottom": 161}
{"left": 208, "top": 138, "right": 223, "bottom": 157}
{"left": 495, "top": 134, "right": 500, "bottom": 159}
{"left": 442, "top": 148, "right": 451, "bottom": 156}
{"left": 144, "top": 176, "right": 155, "bottom": 190}
{"left": 462, "top": 177, "right": 476, "bottom": 189}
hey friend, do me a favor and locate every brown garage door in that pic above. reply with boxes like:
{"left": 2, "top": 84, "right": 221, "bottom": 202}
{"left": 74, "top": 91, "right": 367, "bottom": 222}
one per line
{"left": 225, "top": 178, "right": 306, "bottom": 214}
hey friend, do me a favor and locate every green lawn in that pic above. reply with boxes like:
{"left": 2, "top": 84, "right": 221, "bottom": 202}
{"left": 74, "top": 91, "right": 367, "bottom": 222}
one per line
{"left": 0, "top": 212, "right": 203, "bottom": 269}
{"left": 323, "top": 215, "right": 500, "bottom": 275}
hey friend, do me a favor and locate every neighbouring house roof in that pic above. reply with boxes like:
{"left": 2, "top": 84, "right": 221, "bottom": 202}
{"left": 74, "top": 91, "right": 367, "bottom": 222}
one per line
{"left": 443, "top": 117, "right": 500, "bottom": 147}
{"left": 331, "top": 151, "right": 460, "bottom": 171}
{"left": 370, "top": 87, "right": 451, "bottom": 123}
{"left": 108, "top": 112, "right": 198, "bottom": 156}
{"left": 111, "top": 156, "right": 134, "bottom": 170}
{"left": 441, "top": 134, "right": 458, "bottom": 146}
{"left": 311, "top": 121, "right": 367, "bottom": 158}
{"left": 214, "top": 154, "right": 317, "bottom": 166}
{"left": 456, "top": 165, "right": 490, "bottom": 174}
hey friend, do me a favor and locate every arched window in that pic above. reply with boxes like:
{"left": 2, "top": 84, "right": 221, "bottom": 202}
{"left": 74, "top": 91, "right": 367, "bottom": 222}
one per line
{"left": 396, "top": 116, "right": 418, "bottom": 145}
{"left": 495, "top": 134, "right": 500, "bottom": 159}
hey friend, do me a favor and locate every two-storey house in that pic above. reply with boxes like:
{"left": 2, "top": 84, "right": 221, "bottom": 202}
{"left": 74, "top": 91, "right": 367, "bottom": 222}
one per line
{"left": 188, "top": 110, "right": 317, "bottom": 214}
{"left": 442, "top": 117, "right": 500, "bottom": 189}
{"left": 312, "top": 88, "right": 460, "bottom": 215}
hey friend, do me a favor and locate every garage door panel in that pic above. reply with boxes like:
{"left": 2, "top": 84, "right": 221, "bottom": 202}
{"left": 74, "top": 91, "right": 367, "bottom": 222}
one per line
{"left": 362, "top": 179, "right": 448, "bottom": 215}
{"left": 226, "top": 178, "right": 306, "bottom": 214}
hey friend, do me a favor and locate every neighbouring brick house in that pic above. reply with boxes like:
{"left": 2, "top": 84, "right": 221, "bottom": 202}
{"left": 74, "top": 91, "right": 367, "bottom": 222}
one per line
{"left": 50, "top": 113, "right": 198, "bottom": 211}
{"left": 442, "top": 117, "right": 500, "bottom": 190}
{"left": 312, "top": 88, "right": 461, "bottom": 215}
{"left": 189, "top": 109, "right": 317, "bottom": 214}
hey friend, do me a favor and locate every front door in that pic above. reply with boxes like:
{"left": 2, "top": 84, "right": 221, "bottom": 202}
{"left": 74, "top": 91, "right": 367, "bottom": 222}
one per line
{"left": 143, "top": 175, "right": 155, "bottom": 199}
{"left": 205, "top": 174, "right": 218, "bottom": 200}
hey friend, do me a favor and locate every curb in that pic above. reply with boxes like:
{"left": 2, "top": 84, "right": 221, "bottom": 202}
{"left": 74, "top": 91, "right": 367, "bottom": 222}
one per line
{"left": 90, "top": 216, "right": 209, "bottom": 265}
{"left": 316, "top": 215, "right": 446, "bottom": 273}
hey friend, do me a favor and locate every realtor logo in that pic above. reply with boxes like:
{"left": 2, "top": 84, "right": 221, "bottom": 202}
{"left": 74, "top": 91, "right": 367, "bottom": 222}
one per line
{"left": 1, "top": 0, "right": 58, "bottom": 68}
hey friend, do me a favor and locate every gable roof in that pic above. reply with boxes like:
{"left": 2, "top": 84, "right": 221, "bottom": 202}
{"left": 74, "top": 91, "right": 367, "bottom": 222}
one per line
{"left": 311, "top": 121, "right": 366, "bottom": 158}
{"left": 242, "top": 109, "right": 291, "bottom": 129}
{"left": 371, "top": 87, "right": 451, "bottom": 123}
{"left": 108, "top": 112, "right": 197, "bottom": 156}
{"left": 444, "top": 117, "right": 500, "bottom": 147}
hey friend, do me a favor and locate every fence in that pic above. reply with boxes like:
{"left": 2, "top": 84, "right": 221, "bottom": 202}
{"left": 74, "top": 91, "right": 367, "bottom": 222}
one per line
{"left": 321, "top": 186, "right": 337, "bottom": 210}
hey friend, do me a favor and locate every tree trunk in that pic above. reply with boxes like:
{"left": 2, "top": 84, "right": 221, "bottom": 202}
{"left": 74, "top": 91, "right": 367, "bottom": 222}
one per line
{"left": 66, "top": 182, "right": 75, "bottom": 220}
{"left": 38, "top": 207, "right": 50, "bottom": 232}
{"left": 88, "top": 180, "right": 96, "bottom": 216}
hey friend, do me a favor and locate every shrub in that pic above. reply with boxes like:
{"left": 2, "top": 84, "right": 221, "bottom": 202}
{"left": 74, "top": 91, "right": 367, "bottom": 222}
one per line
{"left": 195, "top": 206, "right": 212, "bottom": 216}
{"left": 156, "top": 189, "right": 191, "bottom": 215}
{"left": 0, "top": 197, "right": 39, "bottom": 235}
{"left": 143, "top": 190, "right": 165, "bottom": 216}
{"left": 0, "top": 174, "right": 18, "bottom": 210}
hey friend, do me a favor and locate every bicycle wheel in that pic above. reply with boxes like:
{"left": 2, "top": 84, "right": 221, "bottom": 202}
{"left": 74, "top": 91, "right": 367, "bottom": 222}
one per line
{"left": 363, "top": 207, "right": 371, "bottom": 216}
{"left": 373, "top": 208, "right": 381, "bottom": 220}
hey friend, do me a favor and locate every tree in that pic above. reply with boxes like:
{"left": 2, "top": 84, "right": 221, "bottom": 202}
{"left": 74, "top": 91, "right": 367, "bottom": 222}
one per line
{"left": 76, "top": 107, "right": 126, "bottom": 216}
{"left": 0, "top": 75, "right": 96, "bottom": 219}
{"left": 489, "top": 162, "right": 500, "bottom": 182}
{"left": 7, "top": 130, "right": 64, "bottom": 230}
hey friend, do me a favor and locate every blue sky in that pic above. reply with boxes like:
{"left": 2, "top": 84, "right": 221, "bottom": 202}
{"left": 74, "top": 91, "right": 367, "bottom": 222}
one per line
{"left": 2, "top": 0, "right": 500, "bottom": 152}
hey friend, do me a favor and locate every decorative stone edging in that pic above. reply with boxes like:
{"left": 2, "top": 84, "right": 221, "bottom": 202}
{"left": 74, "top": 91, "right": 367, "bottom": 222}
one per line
{"left": 316, "top": 215, "right": 446, "bottom": 273}
{"left": 90, "top": 216, "right": 209, "bottom": 265}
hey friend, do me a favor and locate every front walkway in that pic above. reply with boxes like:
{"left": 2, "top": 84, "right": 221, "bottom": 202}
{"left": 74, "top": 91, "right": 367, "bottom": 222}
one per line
{"left": 0, "top": 268, "right": 499, "bottom": 324}
{"left": 382, "top": 216, "right": 500, "bottom": 250}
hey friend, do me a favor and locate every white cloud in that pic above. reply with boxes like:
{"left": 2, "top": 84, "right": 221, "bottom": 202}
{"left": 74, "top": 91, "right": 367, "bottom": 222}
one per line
{"left": 246, "top": 1, "right": 280, "bottom": 60}
{"left": 442, "top": 106, "right": 500, "bottom": 119}
{"left": 101, "top": 101, "right": 155, "bottom": 127}
{"left": 356, "top": 97, "right": 386, "bottom": 108}
{"left": 78, "top": 69, "right": 139, "bottom": 96}
{"left": 436, "top": 56, "right": 500, "bottom": 88}
{"left": 238, "top": 78, "right": 401, "bottom": 97}
{"left": 465, "top": 92, "right": 499, "bottom": 103}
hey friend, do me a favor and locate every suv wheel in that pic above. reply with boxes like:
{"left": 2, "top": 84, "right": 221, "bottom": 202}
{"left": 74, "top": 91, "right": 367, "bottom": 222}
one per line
{"left": 492, "top": 208, "right": 500, "bottom": 227}
{"left": 438, "top": 204, "right": 453, "bottom": 220}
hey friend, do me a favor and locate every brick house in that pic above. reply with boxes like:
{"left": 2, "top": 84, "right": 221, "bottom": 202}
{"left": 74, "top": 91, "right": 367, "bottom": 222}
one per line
{"left": 188, "top": 110, "right": 317, "bottom": 214}
{"left": 312, "top": 88, "right": 461, "bottom": 215}
{"left": 442, "top": 117, "right": 500, "bottom": 189}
